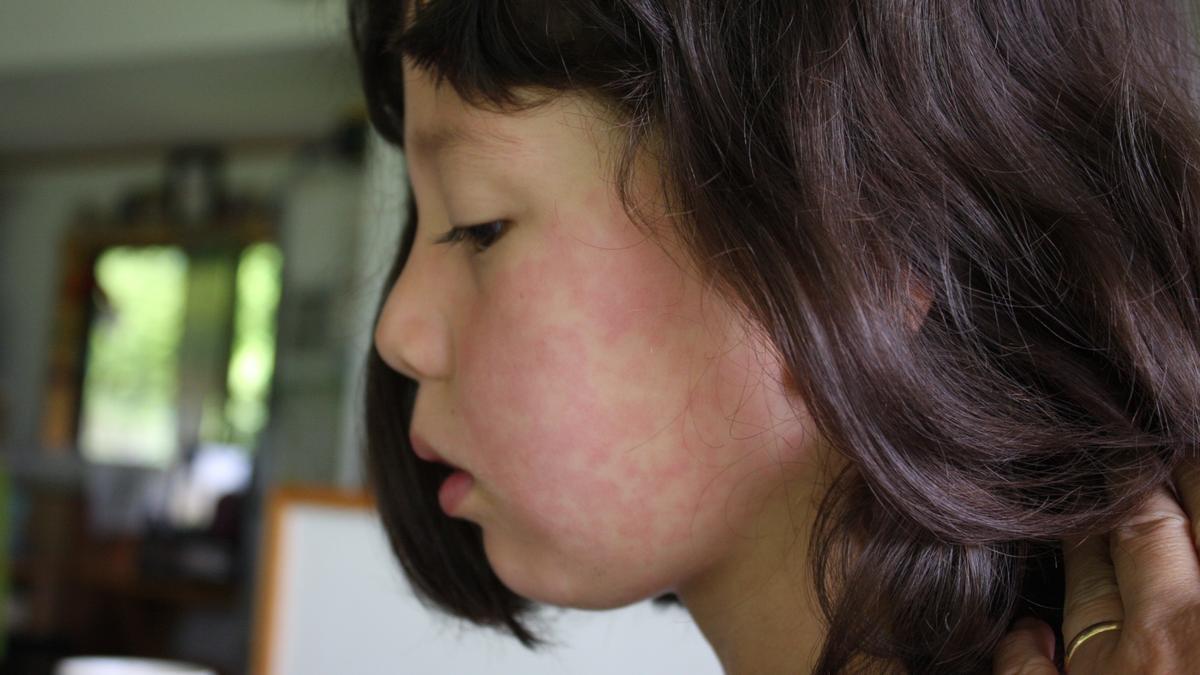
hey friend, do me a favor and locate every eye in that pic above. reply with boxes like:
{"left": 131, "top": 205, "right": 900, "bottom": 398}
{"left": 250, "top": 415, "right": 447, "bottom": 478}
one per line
{"left": 433, "top": 220, "right": 508, "bottom": 254}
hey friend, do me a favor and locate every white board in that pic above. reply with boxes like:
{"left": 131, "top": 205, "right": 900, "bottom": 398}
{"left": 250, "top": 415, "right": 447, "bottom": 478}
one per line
{"left": 256, "top": 491, "right": 722, "bottom": 675}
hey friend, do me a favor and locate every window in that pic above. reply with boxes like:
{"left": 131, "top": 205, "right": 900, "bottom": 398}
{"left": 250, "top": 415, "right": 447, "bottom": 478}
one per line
{"left": 73, "top": 238, "right": 282, "bottom": 469}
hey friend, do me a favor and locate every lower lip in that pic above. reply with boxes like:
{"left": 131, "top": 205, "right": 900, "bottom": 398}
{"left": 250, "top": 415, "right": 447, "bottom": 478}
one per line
{"left": 438, "top": 470, "right": 474, "bottom": 514}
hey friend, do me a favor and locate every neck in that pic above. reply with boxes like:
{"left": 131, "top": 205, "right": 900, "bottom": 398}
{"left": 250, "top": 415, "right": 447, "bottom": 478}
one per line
{"left": 677, "top": 452, "right": 839, "bottom": 675}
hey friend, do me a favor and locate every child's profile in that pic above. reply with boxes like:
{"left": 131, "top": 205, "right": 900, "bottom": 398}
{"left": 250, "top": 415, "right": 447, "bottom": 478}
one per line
{"left": 350, "top": 1, "right": 1200, "bottom": 672}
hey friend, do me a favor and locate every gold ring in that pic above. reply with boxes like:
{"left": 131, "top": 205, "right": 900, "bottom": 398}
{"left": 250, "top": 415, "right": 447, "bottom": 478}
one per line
{"left": 1065, "top": 620, "right": 1122, "bottom": 672}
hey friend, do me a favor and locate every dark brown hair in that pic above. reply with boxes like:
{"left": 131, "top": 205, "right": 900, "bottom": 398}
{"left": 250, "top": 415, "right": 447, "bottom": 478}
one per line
{"left": 350, "top": 1, "right": 1200, "bottom": 672}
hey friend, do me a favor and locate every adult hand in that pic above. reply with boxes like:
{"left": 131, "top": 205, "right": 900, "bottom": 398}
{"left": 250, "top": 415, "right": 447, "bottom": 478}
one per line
{"left": 993, "top": 462, "right": 1200, "bottom": 674}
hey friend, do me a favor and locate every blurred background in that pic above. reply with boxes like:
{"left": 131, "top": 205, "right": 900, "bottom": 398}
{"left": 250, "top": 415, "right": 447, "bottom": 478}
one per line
{"left": 0, "top": 1, "right": 406, "bottom": 672}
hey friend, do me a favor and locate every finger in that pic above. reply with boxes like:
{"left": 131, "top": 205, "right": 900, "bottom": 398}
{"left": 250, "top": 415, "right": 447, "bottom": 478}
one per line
{"left": 992, "top": 617, "right": 1058, "bottom": 675}
{"left": 1108, "top": 483, "right": 1200, "bottom": 623}
{"left": 1171, "top": 460, "right": 1200, "bottom": 555}
{"left": 1061, "top": 533, "right": 1124, "bottom": 665}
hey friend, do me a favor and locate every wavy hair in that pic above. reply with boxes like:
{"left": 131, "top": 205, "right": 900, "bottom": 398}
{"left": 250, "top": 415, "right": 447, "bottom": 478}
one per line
{"left": 349, "top": 1, "right": 1200, "bottom": 672}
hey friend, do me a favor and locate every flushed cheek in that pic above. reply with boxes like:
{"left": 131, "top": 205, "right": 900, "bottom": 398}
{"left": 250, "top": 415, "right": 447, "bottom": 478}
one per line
{"left": 455, "top": 311, "right": 681, "bottom": 547}
{"left": 455, "top": 244, "right": 705, "bottom": 552}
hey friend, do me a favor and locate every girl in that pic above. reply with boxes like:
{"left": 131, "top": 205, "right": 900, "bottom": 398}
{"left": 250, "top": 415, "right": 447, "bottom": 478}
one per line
{"left": 350, "top": 1, "right": 1200, "bottom": 672}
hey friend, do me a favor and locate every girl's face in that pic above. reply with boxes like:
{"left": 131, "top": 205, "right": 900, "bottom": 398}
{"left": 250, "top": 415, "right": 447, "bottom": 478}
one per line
{"left": 374, "top": 59, "right": 818, "bottom": 609}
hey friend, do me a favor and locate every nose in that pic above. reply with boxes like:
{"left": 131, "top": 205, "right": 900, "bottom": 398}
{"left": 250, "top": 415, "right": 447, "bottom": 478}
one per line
{"left": 373, "top": 248, "right": 453, "bottom": 382}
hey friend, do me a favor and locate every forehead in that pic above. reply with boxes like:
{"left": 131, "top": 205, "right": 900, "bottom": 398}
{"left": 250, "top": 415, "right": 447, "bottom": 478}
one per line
{"left": 400, "top": 61, "right": 528, "bottom": 161}
{"left": 405, "top": 112, "right": 521, "bottom": 163}
{"left": 400, "top": 58, "right": 615, "bottom": 167}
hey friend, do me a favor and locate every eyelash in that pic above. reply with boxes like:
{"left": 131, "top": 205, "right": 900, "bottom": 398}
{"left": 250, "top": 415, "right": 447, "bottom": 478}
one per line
{"left": 433, "top": 220, "right": 507, "bottom": 254}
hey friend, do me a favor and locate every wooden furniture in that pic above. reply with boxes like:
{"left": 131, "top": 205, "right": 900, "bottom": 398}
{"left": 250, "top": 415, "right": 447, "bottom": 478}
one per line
{"left": 5, "top": 484, "right": 242, "bottom": 675}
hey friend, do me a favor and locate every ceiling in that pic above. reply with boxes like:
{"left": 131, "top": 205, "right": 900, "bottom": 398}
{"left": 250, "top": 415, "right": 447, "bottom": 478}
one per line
{"left": 0, "top": 0, "right": 363, "bottom": 157}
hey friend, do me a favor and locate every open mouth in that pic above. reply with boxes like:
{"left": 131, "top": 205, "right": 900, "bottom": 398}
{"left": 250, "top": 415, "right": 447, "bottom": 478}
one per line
{"left": 410, "top": 433, "right": 462, "bottom": 469}
{"left": 421, "top": 452, "right": 467, "bottom": 475}
{"left": 428, "top": 459, "right": 460, "bottom": 483}
{"left": 409, "top": 434, "right": 473, "bottom": 507}
{"left": 420, "top": 452, "right": 470, "bottom": 488}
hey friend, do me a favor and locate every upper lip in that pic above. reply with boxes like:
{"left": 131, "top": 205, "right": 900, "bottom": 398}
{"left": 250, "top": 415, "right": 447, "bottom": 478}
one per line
{"left": 409, "top": 432, "right": 465, "bottom": 471}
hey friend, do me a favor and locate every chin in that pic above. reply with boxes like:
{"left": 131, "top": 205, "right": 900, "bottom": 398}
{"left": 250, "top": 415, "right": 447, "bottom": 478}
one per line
{"left": 482, "top": 530, "right": 669, "bottom": 611}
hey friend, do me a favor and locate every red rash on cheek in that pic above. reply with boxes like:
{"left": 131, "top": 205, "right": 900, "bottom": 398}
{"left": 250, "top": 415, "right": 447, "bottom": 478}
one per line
{"left": 574, "top": 186, "right": 681, "bottom": 351}
{"left": 453, "top": 204, "right": 700, "bottom": 549}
